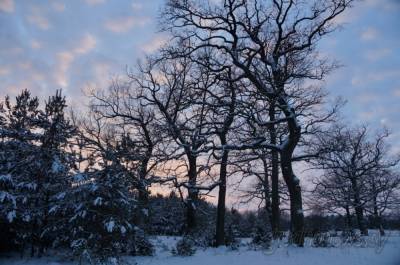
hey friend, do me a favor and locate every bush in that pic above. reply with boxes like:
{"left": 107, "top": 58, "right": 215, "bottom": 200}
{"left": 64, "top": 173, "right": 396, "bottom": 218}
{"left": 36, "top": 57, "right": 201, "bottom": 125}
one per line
{"left": 172, "top": 236, "right": 196, "bottom": 256}
{"left": 251, "top": 210, "right": 272, "bottom": 249}
{"left": 252, "top": 226, "right": 272, "bottom": 249}
{"left": 225, "top": 225, "right": 240, "bottom": 250}
{"left": 312, "top": 232, "right": 332, "bottom": 247}
{"left": 132, "top": 230, "right": 154, "bottom": 256}
{"left": 341, "top": 229, "right": 362, "bottom": 244}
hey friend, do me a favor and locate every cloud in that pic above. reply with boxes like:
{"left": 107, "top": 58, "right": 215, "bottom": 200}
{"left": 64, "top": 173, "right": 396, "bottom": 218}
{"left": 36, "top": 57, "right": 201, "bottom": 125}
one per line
{"left": 18, "top": 61, "right": 33, "bottom": 70}
{"left": 360, "top": 27, "right": 378, "bottom": 41}
{"left": 83, "top": 62, "right": 113, "bottom": 89}
{"left": 364, "top": 48, "right": 392, "bottom": 61}
{"left": 73, "top": 34, "right": 97, "bottom": 54}
{"left": 0, "top": 66, "right": 10, "bottom": 76}
{"left": 0, "top": 0, "right": 14, "bottom": 13}
{"left": 85, "top": 0, "right": 106, "bottom": 6}
{"left": 54, "top": 51, "right": 74, "bottom": 87}
{"left": 52, "top": 1, "right": 65, "bottom": 12}
{"left": 54, "top": 34, "right": 97, "bottom": 87}
{"left": 30, "top": 40, "right": 42, "bottom": 49}
{"left": 131, "top": 2, "right": 143, "bottom": 11}
{"left": 358, "top": 110, "right": 376, "bottom": 121}
{"left": 365, "top": 0, "right": 400, "bottom": 11}
{"left": 357, "top": 92, "right": 379, "bottom": 104}
{"left": 2, "top": 81, "right": 35, "bottom": 98}
{"left": 27, "top": 8, "right": 51, "bottom": 30}
{"left": 351, "top": 70, "right": 400, "bottom": 86}
{"left": 332, "top": 7, "right": 358, "bottom": 25}
{"left": 141, "top": 35, "right": 168, "bottom": 53}
{"left": 104, "top": 16, "right": 150, "bottom": 33}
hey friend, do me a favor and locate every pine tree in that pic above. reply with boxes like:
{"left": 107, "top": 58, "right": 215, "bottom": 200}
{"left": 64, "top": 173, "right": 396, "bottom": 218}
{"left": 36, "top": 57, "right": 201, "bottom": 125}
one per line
{"left": 66, "top": 166, "right": 138, "bottom": 262}
{"left": 0, "top": 90, "right": 42, "bottom": 255}
{"left": 0, "top": 90, "right": 76, "bottom": 256}
{"left": 35, "top": 90, "right": 77, "bottom": 252}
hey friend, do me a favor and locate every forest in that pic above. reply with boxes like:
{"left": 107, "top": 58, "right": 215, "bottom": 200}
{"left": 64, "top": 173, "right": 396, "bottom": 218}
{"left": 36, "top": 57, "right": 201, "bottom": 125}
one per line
{"left": 0, "top": 0, "right": 399, "bottom": 265}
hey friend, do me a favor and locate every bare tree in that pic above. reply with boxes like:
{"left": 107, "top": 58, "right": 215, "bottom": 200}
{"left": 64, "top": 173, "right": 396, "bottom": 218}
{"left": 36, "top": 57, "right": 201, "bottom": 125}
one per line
{"left": 309, "top": 124, "right": 400, "bottom": 235}
{"left": 205, "top": 70, "right": 239, "bottom": 246}
{"left": 87, "top": 80, "right": 163, "bottom": 226}
{"left": 310, "top": 168, "right": 355, "bottom": 229}
{"left": 131, "top": 56, "right": 217, "bottom": 232}
{"left": 364, "top": 165, "right": 400, "bottom": 236}
{"left": 162, "top": 0, "right": 354, "bottom": 246}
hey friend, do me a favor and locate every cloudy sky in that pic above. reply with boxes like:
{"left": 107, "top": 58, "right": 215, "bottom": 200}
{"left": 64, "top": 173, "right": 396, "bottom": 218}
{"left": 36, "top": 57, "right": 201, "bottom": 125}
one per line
{"left": 0, "top": 0, "right": 399, "bottom": 146}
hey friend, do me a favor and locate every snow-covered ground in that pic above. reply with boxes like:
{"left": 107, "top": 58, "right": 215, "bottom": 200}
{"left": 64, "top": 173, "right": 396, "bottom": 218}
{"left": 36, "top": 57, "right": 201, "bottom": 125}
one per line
{"left": 1, "top": 231, "right": 400, "bottom": 265}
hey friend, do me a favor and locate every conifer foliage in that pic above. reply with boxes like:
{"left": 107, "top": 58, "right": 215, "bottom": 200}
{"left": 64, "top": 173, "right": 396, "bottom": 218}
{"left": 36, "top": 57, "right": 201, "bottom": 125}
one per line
{"left": 0, "top": 90, "right": 152, "bottom": 261}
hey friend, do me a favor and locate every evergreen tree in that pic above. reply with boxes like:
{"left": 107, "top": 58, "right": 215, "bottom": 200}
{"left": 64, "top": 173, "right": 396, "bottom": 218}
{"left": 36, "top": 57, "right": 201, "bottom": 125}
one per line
{"left": 0, "top": 90, "right": 76, "bottom": 256}
{"left": 0, "top": 90, "right": 42, "bottom": 255}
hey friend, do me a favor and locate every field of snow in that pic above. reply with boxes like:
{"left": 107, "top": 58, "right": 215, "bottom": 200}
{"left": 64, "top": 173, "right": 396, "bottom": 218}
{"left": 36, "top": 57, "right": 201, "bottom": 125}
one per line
{"left": 1, "top": 231, "right": 399, "bottom": 265}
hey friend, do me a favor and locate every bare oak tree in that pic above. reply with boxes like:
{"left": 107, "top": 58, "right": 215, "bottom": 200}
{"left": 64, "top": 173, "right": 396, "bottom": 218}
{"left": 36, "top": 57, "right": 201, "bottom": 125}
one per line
{"left": 309, "top": 124, "right": 400, "bottom": 235}
{"left": 162, "top": 0, "right": 354, "bottom": 246}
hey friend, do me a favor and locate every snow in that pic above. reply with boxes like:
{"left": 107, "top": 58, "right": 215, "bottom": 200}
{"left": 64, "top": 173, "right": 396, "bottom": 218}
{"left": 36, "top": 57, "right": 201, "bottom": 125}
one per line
{"left": 1, "top": 232, "right": 399, "bottom": 265}
{"left": 49, "top": 206, "right": 58, "bottom": 214}
{"left": 24, "top": 182, "right": 38, "bottom": 191}
{"left": 93, "top": 197, "right": 103, "bottom": 206}
{"left": 51, "top": 158, "right": 63, "bottom": 174}
{"left": 105, "top": 219, "right": 115, "bottom": 233}
{"left": 142, "top": 208, "right": 149, "bottom": 217}
{"left": 6, "top": 210, "right": 16, "bottom": 222}
{"left": 72, "top": 173, "right": 85, "bottom": 182}
{"left": 0, "top": 174, "right": 12, "bottom": 182}
{"left": 22, "top": 214, "right": 31, "bottom": 222}
{"left": 0, "top": 191, "right": 15, "bottom": 204}
{"left": 56, "top": 192, "right": 66, "bottom": 200}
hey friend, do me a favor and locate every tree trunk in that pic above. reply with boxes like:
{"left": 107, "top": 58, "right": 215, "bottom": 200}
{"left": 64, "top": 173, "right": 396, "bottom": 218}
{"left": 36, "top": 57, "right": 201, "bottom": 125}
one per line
{"left": 281, "top": 153, "right": 304, "bottom": 246}
{"left": 269, "top": 102, "right": 280, "bottom": 238}
{"left": 373, "top": 196, "right": 385, "bottom": 236}
{"left": 186, "top": 154, "right": 198, "bottom": 232}
{"left": 138, "top": 159, "right": 149, "bottom": 204}
{"left": 215, "top": 135, "right": 229, "bottom": 246}
{"left": 278, "top": 97, "right": 304, "bottom": 246}
{"left": 215, "top": 83, "right": 236, "bottom": 246}
{"left": 350, "top": 178, "right": 368, "bottom": 236}
{"left": 137, "top": 156, "right": 150, "bottom": 228}
{"left": 345, "top": 205, "right": 352, "bottom": 229}
{"left": 354, "top": 204, "right": 367, "bottom": 236}
{"left": 261, "top": 156, "right": 272, "bottom": 223}
{"left": 371, "top": 183, "right": 385, "bottom": 236}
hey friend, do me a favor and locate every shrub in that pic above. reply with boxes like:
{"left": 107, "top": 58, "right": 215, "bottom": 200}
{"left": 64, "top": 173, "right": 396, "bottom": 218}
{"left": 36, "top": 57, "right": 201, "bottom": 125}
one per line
{"left": 341, "top": 229, "right": 362, "bottom": 244}
{"left": 225, "top": 225, "right": 240, "bottom": 250}
{"left": 312, "top": 232, "right": 332, "bottom": 247}
{"left": 172, "top": 236, "right": 196, "bottom": 256}
{"left": 251, "top": 210, "right": 272, "bottom": 249}
{"left": 132, "top": 230, "right": 154, "bottom": 256}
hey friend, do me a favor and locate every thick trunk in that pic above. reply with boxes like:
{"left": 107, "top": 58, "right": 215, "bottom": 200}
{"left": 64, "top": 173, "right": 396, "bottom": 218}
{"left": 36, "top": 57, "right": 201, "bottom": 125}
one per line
{"left": 269, "top": 102, "right": 280, "bottom": 238}
{"left": 215, "top": 136, "right": 228, "bottom": 246}
{"left": 186, "top": 154, "right": 198, "bottom": 232}
{"left": 278, "top": 97, "right": 304, "bottom": 246}
{"left": 351, "top": 178, "right": 368, "bottom": 236}
{"left": 215, "top": 85, "right": 236, "bottom": 246}
{"left": 281, "top": 153, "right": 304, "bottom": 246}
{"left": 354, "top": 204, "right": 367, "bottom": 236}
